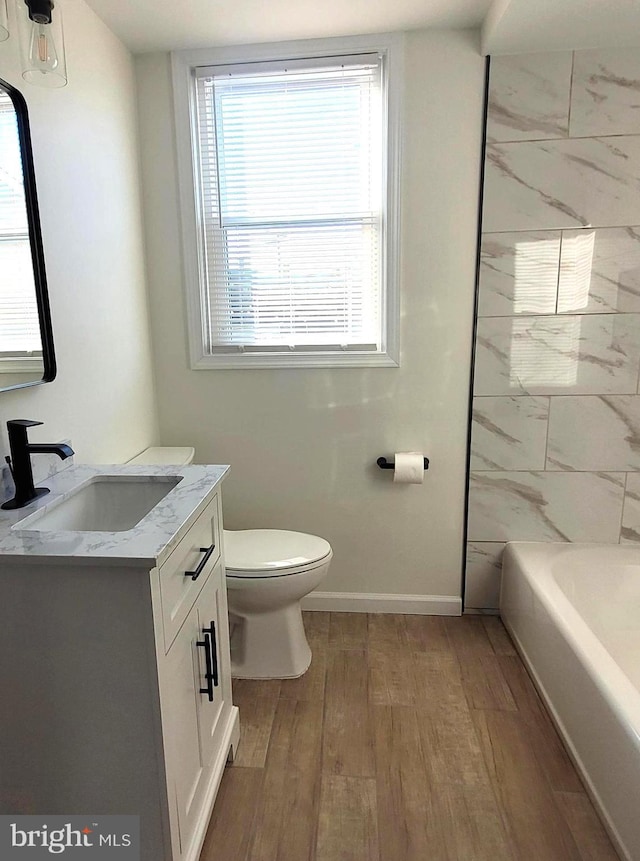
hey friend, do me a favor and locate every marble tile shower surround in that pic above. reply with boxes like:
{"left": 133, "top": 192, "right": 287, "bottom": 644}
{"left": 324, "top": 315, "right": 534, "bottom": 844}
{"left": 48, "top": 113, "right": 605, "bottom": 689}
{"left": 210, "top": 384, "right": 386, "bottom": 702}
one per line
{"left": 484, "top": 136, "right": 640, "bottom": 233}
{"left": 478, "top": 231, "right": 561, "bottom": 316}
{"left": 465, "top": 541, "right": 503, "bottom": 608}
{"left": 558, "top": 227, "right": 640, "bottom": 314}
{"left": 486, "top": 52, "right": 573, "bottom": 143}
{"left": 468, "top": 470, "right": 626, "bottom": 543}
{"left": 571, "top": 48, "right": 640, "bottom": 138}
{"left": 621, "top": 473, "right": 640, "bottom": 543}
{"left": 466, "top": 48, "right": 640, "bottom": 610}
{"left": 488, "top": 49, "right": 640, "bottom": 143}
{"left": 546, "top": 395, "right": 640, "bottom": 471}
{"left": 474, "top": 313, "right": 640, "bottom": 397}
{"left": 480, "top": 228, "right": 640, "bottom": 316}
{"left": 471, "top": 396, "right": 549, "bottom": 470}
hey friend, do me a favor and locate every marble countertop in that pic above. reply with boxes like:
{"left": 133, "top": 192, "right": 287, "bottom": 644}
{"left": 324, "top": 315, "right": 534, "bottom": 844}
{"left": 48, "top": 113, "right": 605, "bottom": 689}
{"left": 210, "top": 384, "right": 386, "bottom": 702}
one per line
{"left": 0, "top": 464, "right": 229, "bottom": 567}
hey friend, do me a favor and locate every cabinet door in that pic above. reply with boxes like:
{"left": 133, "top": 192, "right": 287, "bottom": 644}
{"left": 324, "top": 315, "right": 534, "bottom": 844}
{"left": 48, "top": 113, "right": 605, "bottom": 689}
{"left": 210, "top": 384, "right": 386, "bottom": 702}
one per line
{"left": 163, "top": 598, "right": 207, "bottom": 857}
{"left": 194, "top": 562, "right": 226, "bottom": 766}
{"left": 163, "top": 563, "right": 228, "bottom": 858}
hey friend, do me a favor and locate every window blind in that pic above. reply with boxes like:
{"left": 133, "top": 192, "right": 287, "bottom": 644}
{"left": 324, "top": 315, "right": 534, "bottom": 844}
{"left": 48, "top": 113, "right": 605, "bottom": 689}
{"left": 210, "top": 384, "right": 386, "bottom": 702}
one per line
{"left": 194, "top": 54, "right": 384, "bottom": 353}
{"left": 0, "top": 94, "right": 41, "bottom": 361}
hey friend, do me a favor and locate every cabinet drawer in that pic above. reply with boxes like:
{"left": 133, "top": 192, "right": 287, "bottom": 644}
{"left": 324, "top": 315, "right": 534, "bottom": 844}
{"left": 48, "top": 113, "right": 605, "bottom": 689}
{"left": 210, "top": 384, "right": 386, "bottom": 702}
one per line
{"left": 159, "top": 496, "right": 221, "bottom": 651}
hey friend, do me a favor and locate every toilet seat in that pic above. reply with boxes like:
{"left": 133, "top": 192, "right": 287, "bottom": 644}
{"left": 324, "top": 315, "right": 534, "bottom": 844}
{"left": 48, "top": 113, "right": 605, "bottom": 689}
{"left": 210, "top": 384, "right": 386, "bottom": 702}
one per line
{"left": 225, "top": 529, "right": 332, "bottom": 578}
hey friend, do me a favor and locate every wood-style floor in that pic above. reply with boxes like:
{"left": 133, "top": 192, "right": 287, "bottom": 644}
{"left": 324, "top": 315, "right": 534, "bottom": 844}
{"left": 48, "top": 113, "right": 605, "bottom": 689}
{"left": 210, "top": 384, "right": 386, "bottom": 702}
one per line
{"left": 201, "top": 613, "right": 619, "bottom": 861}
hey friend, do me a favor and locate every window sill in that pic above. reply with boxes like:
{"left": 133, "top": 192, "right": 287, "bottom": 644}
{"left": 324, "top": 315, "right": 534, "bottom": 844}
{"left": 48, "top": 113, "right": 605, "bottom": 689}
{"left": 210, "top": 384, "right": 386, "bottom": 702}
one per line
{"left": 191, "top": 351, "right": 399, "bottom": 370}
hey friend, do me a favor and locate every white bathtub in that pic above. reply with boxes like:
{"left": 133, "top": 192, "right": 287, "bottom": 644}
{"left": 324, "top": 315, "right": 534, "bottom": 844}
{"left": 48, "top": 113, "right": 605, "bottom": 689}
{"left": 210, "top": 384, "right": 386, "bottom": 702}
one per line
{"left": 501, "top": 542, "right": 640, "bottom": 861}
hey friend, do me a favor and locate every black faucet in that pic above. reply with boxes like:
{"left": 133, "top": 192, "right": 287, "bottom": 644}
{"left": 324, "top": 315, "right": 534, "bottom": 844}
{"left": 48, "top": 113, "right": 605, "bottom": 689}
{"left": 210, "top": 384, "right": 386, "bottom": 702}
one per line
{"left": 1, "top": 420, "right": 74, "bottom": 510}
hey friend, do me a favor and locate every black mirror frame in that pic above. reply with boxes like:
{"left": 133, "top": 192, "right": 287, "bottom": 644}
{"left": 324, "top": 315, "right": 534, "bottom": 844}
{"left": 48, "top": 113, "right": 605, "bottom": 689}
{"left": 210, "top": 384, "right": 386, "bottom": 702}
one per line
{"left": 0, "top": 76, "right": 56, "bottom": 391}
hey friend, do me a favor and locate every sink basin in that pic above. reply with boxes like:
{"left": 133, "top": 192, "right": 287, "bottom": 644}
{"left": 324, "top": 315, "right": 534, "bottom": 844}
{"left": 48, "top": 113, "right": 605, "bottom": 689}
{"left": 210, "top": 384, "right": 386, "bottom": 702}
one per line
{"left": 14, "top": 475, "right": 182, "bottom": 533}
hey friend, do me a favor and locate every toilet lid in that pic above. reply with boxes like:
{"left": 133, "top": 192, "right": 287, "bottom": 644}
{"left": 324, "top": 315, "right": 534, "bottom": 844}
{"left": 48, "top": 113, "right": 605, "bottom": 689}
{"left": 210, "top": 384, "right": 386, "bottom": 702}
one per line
{"left": 224, "top": 529, "right": 332, "bottom": 575}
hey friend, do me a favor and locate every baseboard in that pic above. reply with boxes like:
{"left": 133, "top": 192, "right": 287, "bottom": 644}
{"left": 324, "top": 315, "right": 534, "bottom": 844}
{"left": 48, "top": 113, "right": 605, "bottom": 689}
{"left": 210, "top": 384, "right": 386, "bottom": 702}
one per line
{"left": 300, "top": 591, "right": 462, "bottom": 615}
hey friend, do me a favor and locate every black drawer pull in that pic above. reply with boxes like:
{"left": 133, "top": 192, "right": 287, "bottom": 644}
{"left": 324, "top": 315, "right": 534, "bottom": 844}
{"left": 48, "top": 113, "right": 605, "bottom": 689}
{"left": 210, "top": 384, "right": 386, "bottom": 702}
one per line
{"left": 203, "top": 621, "right": 219, "bottom": 687}
{"left": 184, "top": 544, "right": 215, "bottom": 581}
{"left": 196, "top": 632, "right": 214, "bottom": 702}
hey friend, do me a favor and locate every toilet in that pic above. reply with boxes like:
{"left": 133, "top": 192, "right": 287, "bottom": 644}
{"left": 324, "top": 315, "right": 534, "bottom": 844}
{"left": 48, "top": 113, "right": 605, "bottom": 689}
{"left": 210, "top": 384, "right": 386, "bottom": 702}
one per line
{"left": 224, "top": 529, "right": 332, "bottom": 679}
{"left": 127, "top": 446, "right": 332, "bottom": 680}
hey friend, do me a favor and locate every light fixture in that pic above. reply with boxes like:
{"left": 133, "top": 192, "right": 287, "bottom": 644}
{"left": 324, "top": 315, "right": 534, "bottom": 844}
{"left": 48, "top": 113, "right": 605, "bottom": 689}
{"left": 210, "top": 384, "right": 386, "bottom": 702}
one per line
{"left": 0, "top": 0, "right": 9, "bottom": 42}
{"left": 16, "top": 0, "right": 67, "bottom": 88}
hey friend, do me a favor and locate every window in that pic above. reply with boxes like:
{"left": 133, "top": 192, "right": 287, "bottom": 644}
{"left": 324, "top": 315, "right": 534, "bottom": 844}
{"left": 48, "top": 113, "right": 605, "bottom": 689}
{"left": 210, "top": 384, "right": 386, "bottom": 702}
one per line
{"left": 173, "top": 36, "right": 402, "bottom": 368}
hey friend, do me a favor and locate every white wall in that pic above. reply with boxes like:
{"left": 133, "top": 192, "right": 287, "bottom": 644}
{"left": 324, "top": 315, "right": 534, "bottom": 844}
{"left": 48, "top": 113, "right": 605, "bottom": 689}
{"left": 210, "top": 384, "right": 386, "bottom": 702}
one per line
{"left": 136, "top": 29, "right": 485, "bottom": 601}
{"left": 0, "top": 0, "right": 158, "bottom": 464}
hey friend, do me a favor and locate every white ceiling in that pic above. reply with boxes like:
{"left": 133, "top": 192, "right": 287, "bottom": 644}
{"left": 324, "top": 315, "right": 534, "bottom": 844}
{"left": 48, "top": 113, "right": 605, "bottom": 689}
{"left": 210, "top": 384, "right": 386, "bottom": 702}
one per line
{"left": 82, "top": 0, "right": 640, "bottom": 56}
{"left": 82, "top": 0, "right": 492, "bottom": 54}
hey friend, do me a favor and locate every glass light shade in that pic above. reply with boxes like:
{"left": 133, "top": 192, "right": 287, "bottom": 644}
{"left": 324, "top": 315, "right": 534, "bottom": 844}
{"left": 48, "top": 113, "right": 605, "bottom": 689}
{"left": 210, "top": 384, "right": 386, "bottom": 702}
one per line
{"left": 16, "top": 0, "right": 67, "bottom": 88}
{"left": 0, "top": 0, "right": 9, "bottom": 42}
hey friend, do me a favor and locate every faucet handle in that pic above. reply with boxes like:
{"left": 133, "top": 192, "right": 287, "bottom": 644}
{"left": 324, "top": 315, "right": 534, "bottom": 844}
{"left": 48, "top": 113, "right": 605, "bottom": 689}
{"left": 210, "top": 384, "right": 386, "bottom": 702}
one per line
{"left": 7, "top": 419, "right": 43, "bottom": 429}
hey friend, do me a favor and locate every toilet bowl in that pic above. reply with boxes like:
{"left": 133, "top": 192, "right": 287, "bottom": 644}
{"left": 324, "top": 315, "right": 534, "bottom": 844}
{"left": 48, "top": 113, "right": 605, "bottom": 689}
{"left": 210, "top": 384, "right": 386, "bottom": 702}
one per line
{"left": 127, "top": 447, "right": 332, "bottom": 680}
{"left": 225, "top": 529, "right": 332, "bottom": 679}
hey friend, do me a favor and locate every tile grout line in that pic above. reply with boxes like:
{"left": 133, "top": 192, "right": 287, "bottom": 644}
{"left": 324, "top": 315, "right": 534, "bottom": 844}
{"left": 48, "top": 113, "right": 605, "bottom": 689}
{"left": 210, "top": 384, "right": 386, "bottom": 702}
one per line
{"left": 543, "top": 395, "right": 552, "bottom": 472}
{"left": 491, "top": 132, "right": 640, "bottom": 144}
{"left": 470, "top": 468, "right": 627, "bottom": 474}
{"left": 477, "top": 311, "right": 640, "bottom": 320}
{"left": 555, "top": 229, "right": 563, "bottom": 317}
{"left": 484, "top": 223, "right": 640, "bottom": 236}
{"left": 567, "top": 50, "right": 576, "bottom": 141}
{"left": 618, "top": 471, "right": 629, "bottom": 544}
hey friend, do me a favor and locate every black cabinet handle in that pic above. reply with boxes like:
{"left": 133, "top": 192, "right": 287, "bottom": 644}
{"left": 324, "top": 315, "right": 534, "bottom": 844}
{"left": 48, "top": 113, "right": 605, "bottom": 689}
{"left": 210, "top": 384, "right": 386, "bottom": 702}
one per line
{"left": 184, "top": 544, "right": 216, "bottom": 581}
{"left": 203, "top": 621, "right": 219, "bottom": 687}
{"left": 196, "top": 632, "right": 214, "bottom": 702}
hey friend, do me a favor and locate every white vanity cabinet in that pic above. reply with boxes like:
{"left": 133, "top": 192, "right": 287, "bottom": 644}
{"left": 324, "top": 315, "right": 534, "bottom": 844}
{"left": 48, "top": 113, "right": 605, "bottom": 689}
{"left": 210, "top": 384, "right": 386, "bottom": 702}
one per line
{"left": 0, "top": 470, "right": 239, "bottom": 861}
{"left": 155, "top": 493, "right": 236, "bottom": 861}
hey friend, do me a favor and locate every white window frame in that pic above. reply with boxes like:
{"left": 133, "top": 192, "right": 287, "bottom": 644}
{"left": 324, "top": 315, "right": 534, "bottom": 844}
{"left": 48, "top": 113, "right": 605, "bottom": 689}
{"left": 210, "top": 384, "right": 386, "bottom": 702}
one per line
{"left": 171, "top": 33, "right": 403, "bottom": 369}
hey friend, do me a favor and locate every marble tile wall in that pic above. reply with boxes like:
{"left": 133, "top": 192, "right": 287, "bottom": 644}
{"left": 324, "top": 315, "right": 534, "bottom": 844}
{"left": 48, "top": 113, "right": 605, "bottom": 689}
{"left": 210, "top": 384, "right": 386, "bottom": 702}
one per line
{"left": 466, "top": 49, "right": 640, "bottom": 610}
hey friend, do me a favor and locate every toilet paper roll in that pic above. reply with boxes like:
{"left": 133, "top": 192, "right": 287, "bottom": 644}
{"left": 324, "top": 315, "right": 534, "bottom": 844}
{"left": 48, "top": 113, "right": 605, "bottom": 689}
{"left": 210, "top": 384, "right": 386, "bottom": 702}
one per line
{"left": 393, "top": 452, "right": 425, "bottom": 484}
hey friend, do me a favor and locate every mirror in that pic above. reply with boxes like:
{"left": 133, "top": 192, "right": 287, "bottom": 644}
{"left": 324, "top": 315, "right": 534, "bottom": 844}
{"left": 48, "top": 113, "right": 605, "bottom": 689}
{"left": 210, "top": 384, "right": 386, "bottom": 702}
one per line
{"left": 0, "top": 76, "right": 55, "bottom": 392}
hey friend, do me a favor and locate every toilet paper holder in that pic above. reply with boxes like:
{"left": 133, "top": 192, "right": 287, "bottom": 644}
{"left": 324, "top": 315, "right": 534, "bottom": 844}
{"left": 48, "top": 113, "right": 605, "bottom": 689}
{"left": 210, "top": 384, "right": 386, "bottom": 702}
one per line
{"left": 377, "top": 456, "right": 429, "bottom": 471}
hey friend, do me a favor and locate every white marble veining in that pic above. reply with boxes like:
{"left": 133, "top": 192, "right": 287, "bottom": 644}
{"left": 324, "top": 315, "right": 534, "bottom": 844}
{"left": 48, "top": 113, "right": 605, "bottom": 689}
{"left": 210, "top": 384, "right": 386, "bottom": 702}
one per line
{"left": 464, "top": 541, "right": 504, "bottom": 609}
{"left": 621, "top": 473, "right": 640, "bottom": 543}
{"left": 479, "top": 231, "right": 560, "bottom": 316}
{"left": 468, "top": 470, "right": 625, "bottom": 543}
{"left": 571, "top": 48, "right": 640, "bottom": 138}
{"left": 558, "top": 227, "right": 640, "bottom": 314}
{"left": 484, "top": 137, "right": 640, "bottom": 233}
{"left": 487, "top": 52, "right": 572, "bottom": 143}
{"left": 471, "top": 396, "right": 549, "bottom": 470}
{"left": 547, "top": 395, "right": 640, "bottom": 471}
{"left": 0, "top": 463, "right": 228, "bottom": 565}
{"left": 474, "top": 313, "right": 640, "bottom": 396}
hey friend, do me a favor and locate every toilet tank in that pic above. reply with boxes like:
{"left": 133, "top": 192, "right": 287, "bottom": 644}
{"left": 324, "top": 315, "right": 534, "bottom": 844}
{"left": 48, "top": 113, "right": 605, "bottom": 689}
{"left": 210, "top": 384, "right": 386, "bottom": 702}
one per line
{"left": 127, "top": 447, "right": 195, "bottom": 466}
